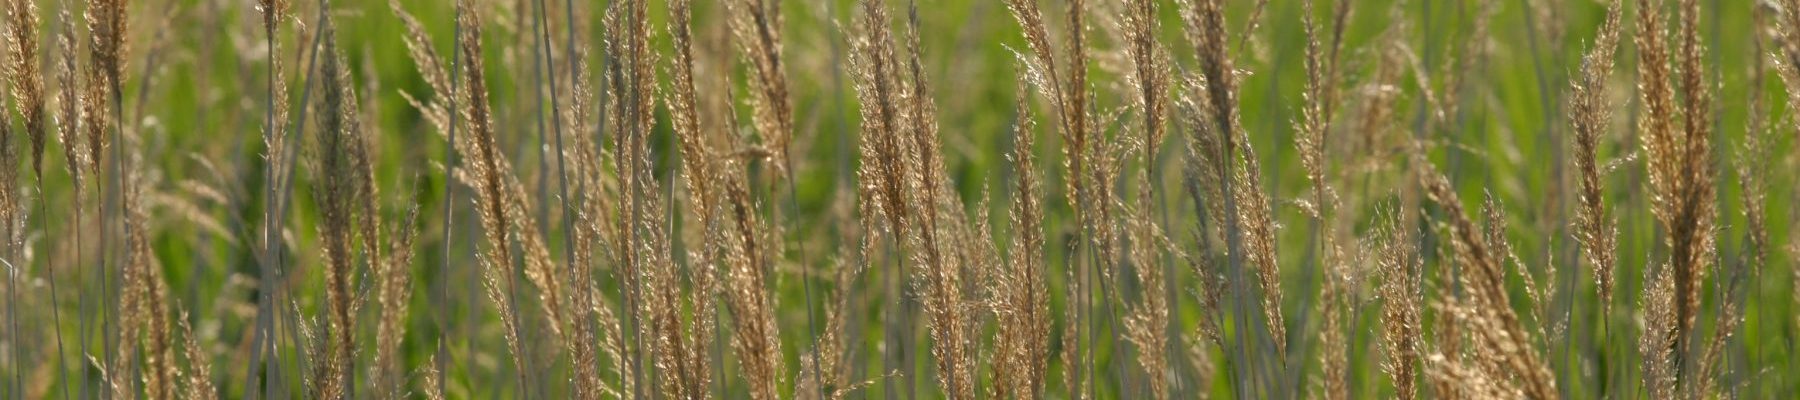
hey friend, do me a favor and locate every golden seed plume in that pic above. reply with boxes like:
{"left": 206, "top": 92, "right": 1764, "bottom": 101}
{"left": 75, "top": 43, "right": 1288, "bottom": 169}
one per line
{"left": 178, "top": 311, "right": 217, "bottom": 400}
{"left": 53, "top": 5, "right": 81, "bottom": 183}
{"left": 989, "top": 73, "right": 1050, "bottom": 399}
{"left": 657, "top": 0, "right": 717, "bottom": 397}
{"left": 1123, "top": 175, "right": 1173, "bottom": 400}
{"left": 305, "top": 22, "right": 365, "bottom": 399}
{"left": 1178, "top": 0, "right": 1287, "bottom": 356}
{"left": 4, "top": 0, "right": 46, "bottom": 180}
{"left": 1376, "top": 218, "right": 1421, "bottom": 400}
{"left": 372, "top": 208, "right": 419, "bottom": 400}
{"left": 1571, "top": 0, "right": 1623, "bottom": 315}
{"left": 1412, "top": 151, "right": 1557, "bottom": 400}
{"left": 1639, "top": 266, "right": 1679, "bottom": 398}
{"left": 109, "top": 141, "right": 178, "bottom": 400}
{"left": 722, "top": 0, "right": 793, "bottom": 167}
{"left": 1638, "top": 0, "right": 1715, "bottom": 351}
{"left": 81, "top": 0, "right": 127, "bottom": 175}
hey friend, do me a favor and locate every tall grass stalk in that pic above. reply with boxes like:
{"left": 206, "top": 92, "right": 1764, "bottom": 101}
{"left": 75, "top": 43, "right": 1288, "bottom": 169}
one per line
{"left": 991, "top": 73, "right": 1047, "bottom": 399}
{"left": 1571, "top": 0, "right": 1622, "bottom": 320}
{"left": 848, "top": 0, "right": 913, "bottom": 396}
{"left": 47, "top": 3, "right": 88, "bottom": 396}
{"left": 1294, "top": 0, "right": 1352, "bottom": 397}
{"left": 244, "top": 0, "right": 285, "bottom": 396}
{"left": 715, "top": 0, "right": 826, "bottom": 394}
{"left": 5, "top": 0, "right": 68, "bottom": 395}
{"left": 304, "top": 17, "right": 372, "bottom": 397}
{"left": 454, "top": 1, "right": 540, "bottom": 396}
{"left": 1635, "top": 1, "right": 1717, "bottom": 390}
{"left": 1412, "top": 150, "right": 1557, "bottom": 399}
{"left": 78, "top": 0, "right": 127, "bottom": 391}
{"left": 1565, "top": 2, "right": 1623, "bottom": 397}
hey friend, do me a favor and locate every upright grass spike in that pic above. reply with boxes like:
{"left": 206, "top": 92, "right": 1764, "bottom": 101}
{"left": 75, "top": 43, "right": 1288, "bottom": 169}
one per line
{"left": 244, "top": 0, "right": 289, "bottom": 397}
{"left": 124, "top": 140, "right": 177, "bottom": 400}
{"left": 599, "top": 0, "right": 655, "bottom": 395}
{"left": 177, "top": 310, "right": 216, "bottom": 399}
{"left": 1669, "top": 0, "right": 1716, "bottom": 366}
{"left": 846, "top": 0, "right": 913, "bottom": 396}
{"left": 5, "top": 0, "right": 46, "bottom": 181}
{"left": 559, "top": 18, "right": 621, "bottom": 400}
{"left": 1123, "top": 175, "right": 1173, "bottom": 400}
{"left": 663, "top": 0, "right": 723, "bottom": 397}
{"left": 1176, "top": 1, "right": 1290, "bottom": 395}
{"left": 897, "top": 1, "right": 975, "bottom": 396}
{"left": 1638, "top": 1, "right": 1716, "bottom": 381}
{"left": 81, "top": 0, "right": 124, "bottom": 175}
{"left": 1375, "top": 214, "right": 1422, "bottom": 400}
{"left": 1570, "top": 0, "right": 1622, "bottom": 318}
{"left": 79, "top": 0, "right": 128, "bottom": 391}
{"left": 307, "top": 20, "right": 355, "bottom": 400}
{"left": 988, "top": 72, "right": 1049, "bottom": 399}
{"left": 1002, "top": 0, "right": 1110, "bottom": 394}
{"left": 714, "top": 0, "right": 827, "bottom": 394}
{"left": 53, "top": 0, "right": 78, "bottom": 184}
{"left": 1293, "top": 1, "right": 1353, "bottom": 398}
{"left": 721, "top": 0, "right": 793, "bottom": 166}
{"left": 1118, "top": 0, "right": 1174, "bottom": 396}
{"left": 414, "top": 1, "right": 557, "bottom": 396}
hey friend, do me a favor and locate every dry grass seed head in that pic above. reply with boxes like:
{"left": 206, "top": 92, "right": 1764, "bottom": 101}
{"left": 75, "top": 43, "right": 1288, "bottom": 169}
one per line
{"left": 1412, "top": 153, "right": 1557, "bottom": 400}
{"left": 373, "top": 208, "right": 420, "bottom": 400}
{"left": 435, "top": 0, "right": 553, "bottom": 388}
{"left": 989, "top": 72, "right": 1050, "bottom": 399}
{"left": 1177, "top": 0, "right": 1287, "bottom": 357}
{"left": 53, "top": 6, "right": 82, "bottom": 182}
{"left": 178, "top": 311, "right": 217, "bottom": 400}
{"left": 0, "top": 80, "right": 16, "bottom": 254}
{"left": 1375, "top": 218, "right": 1422, "bottom": 400}
{"left": 848, "top": 0, "right": 913, "bottom": 245}
{"left": 659, "top": 1, "right": 720, "bottom": 397}
{"left": 305, "top": 25, "right": 366, "bottom": 399}
{"left": 1175, "top": 74, "right": 1225, "bottom": 253}
{"left": 1639, "top": 0, "right": 1716, "bottom": 344}
{"left": 1233, "top": 139, "right": 1285, "bottom": 355}
{"left": 664, "top": 0, "right": 782, "bottom": 395}
{"left": 850, "top": 0, "right": 978, "bottom": 396}
{"left": 106, "top": 146, "right": 178, "bottom": 400}
{"left": 722, "top": 0, "right": 793, "bottom": 166}
{"left": 1123, "top": 175, "right": 1173, "bottom": 400}
{"left": 1122, "top": 0, "right": 1169, "bottom": 158}
{"left": 81, "top": 0, "right": 126, "bottom": 174}
{"left": 1571, "top": 0, "right": 1623, "bottom": 315}
{"left": 900, "top": 3, "right": 976, "bottom": 396}
{"left": 1639, "top": 266, "right": 1679, "bottom": 398}
{"left": 796, "top": 255, "right": 860, "bottom": 400}
{"left": 4, "top": 0, "right": 46, "bottom": 179}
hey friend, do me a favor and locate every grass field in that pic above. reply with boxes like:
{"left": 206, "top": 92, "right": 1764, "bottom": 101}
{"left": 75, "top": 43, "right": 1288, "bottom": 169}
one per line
{"left": 0, "top": 0, "right": 1796, "bottom": 398}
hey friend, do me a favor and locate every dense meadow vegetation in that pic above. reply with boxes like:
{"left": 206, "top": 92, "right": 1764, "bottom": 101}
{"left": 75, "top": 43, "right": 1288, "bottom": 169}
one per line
{"left": 0, "top": 0, "right": 1796, "bottom": 398}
